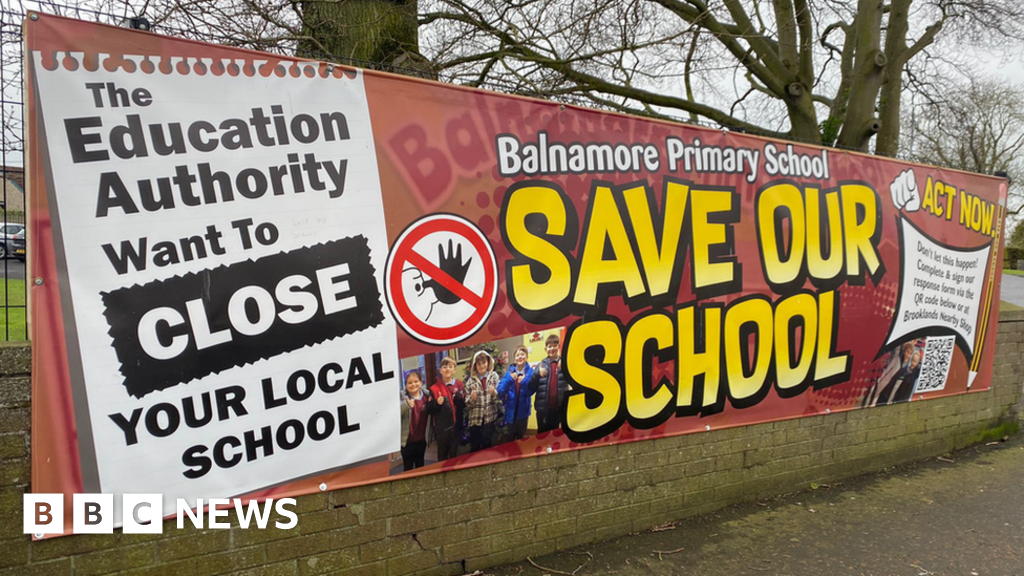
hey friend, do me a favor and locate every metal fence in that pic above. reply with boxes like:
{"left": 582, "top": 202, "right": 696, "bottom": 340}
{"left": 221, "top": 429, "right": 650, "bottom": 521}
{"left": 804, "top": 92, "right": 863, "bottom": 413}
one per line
{"left": 0, "top": 7, "right": 26, "bottom": 341}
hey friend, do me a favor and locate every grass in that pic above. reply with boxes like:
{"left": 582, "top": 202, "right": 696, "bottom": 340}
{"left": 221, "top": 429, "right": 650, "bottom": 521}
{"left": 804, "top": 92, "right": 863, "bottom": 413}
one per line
{"left": 1002, "top": 268, "right": 1024, "bottom": 277}
{"left": 0, "top": 278, "right": 27, "bottom": 341}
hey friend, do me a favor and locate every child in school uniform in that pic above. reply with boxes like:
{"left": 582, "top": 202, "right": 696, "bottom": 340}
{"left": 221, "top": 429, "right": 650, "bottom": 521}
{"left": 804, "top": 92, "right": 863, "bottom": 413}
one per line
{"left": 463, "top": 350, "right": 501, "bottom": 452}
{"left": 426, "top": 356, "right": 465, "bottom": 461}
{"left": 530, "top": 334, "right": 568, "bottom": 433}
{"left": 399, "top": 371, "right": 432, "bottom": 471}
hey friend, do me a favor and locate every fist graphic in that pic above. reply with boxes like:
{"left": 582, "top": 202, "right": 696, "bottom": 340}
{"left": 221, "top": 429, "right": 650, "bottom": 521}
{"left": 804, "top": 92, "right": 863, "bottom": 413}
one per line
{"left": 890, "top": 169, "right": 921, "bottom": 212}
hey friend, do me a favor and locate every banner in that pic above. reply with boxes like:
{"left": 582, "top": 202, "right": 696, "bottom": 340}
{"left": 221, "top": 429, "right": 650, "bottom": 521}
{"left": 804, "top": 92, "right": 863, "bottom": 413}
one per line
{"left": 25, "top": 14, "right": 1007, "bottom": 535}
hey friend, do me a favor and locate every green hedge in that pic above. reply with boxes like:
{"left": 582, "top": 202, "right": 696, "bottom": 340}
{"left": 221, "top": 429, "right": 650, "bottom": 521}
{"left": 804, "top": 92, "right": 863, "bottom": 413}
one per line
{"left": 1005, "top": 246, "right": 1024, "bottom": 269}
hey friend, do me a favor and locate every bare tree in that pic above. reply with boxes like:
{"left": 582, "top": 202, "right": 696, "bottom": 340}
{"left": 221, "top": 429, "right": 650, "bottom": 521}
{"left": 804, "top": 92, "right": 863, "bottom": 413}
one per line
{"left": 905, "top": 77, "right": 1024, "bottom": 214}
{"left": 420, "top": 0, "right": 1024, "bottom": 153}
{"left": 88, "top": 0, "right": 432, "bottom": 74}
{"left": 15, "top": 0, "right": 1024, "bottom": 157}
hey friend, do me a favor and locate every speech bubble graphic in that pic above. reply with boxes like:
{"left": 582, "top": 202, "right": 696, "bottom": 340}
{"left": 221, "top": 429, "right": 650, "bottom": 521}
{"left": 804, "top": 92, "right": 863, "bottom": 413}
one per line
{"left": 883, "top": 217, "right": 991, "bottom": 362}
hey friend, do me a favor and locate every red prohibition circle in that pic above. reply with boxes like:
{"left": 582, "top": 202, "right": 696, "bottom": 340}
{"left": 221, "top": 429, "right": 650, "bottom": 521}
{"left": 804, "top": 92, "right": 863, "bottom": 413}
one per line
{"left": 386, "top": 215, "right": 498, "bottom": 345}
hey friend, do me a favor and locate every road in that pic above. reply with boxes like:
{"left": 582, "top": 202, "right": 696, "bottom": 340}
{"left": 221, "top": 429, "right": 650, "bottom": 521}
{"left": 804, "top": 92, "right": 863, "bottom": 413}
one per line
{"left": 0, "top": 259, "right": 24, "bottom": 280}
{"left": 999, "top": 272, "right": 1024, "bottom": 308}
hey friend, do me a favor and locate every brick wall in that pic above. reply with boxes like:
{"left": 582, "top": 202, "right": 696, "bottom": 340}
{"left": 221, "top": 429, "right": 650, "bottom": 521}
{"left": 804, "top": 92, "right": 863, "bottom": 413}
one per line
{"left": 2, "top": 311, "right": 1022, "bottom": 576}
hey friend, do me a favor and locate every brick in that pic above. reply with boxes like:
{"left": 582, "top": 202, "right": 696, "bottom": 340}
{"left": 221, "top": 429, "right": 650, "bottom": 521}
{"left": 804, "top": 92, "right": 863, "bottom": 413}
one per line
{"left": 218, "top": 561, "right": 296, "bottom": 576}
{"left": 265, "top": 531, "right": 332, "bottom": 563}
{"left": 556, "top": 462, "right": 597, "bottom": 483}
{"left": 578, "top": 446, "right": 616, "bottom": 463}
{"left": 159, "top": 529, "right": 231, "bottom": 561}
{"left": 0, "top": 537, "right": 28, "bottom": 568}
{"left": 292, "top": 493, "right": 328, "bottom": 514}
{"left": 389, "top": 509, "right": 448, "bottom": 535}
{"left": 596, "top": 456, "right": 633, "bottom": 476}
{"left": 413, "top": 524, "right": 467, "bottom": 549}
{"left": 513, "top": 470, "right": 559, "bottom": 492}
{"left": 0, "top": 434, "right": 25, "bottom": 459}
{"left": 443, "top": 466, "right": 492, "bottom": 486}
{"left": 0, "top": 558, "right": 70, "bottom": 576}
{"left": 0, "top": 345, "right": 30, "bottom": 377}
{"left": 0, "top": 407, "right": 28, "bottom": 434}
{"left": 444, "top": 501, "right": 490, "bottom": 524}
{"left": 537, "top": 450, "right": 577, "bottom": 469}
{"left": 196, "top": 546, "right": 266, "bottom": 576}
{"left": 0, "top": 457, "right": 28, "bottom": 486}
{"left": 512, "top": 505, "right": 559, "bottom": 528}
{"left": 328, "top": 483, "right": 391, "bottom": 508}
{"left": 387, "top": 550, "right": 438, "bottom": 575}
{"left": 359, "top": 535, "right": 420, "bottom": 563}
{"left": 329, "top": 520, "right": 387, "bottom": 549}
{"left": 29, "top": 531, "right": 122, "bottom": 561}
{"left": 614, "top": 470, "right": 650, "bottom": 491}
{"left": 575, "top": 476, "right": 616, "bottom": 497}
{"left": 118, "top": 559, "right": 198, "bottom": 576}
{"left": 534, "top": 483, "right": 578, "bottom": 507}
{"left": 440, "top": 535, "right": 489, "bottom": 562}
{"left": 298, "top": 548, "right": 358, "bottom": 575}
{"left": 465, "top": 513, "right": 515, "bottom": 538}
{"left": 298, "top": 508, "right": 359, "bottom": 534}
{"left": 634, "top": 451, "right": 670, "bottom": 470}
{"left": 488, "top": 527, "right": 534, "bottom": 554}
{"left": 492, "top": 457, "right": 538, "bottom": 477}
{"left": 233, "top": 524, "right": 299, "bottom": 547}
{"left": 393, "top": 474, "right": 445, "bottom": 494}
{"left": 0, "top": 376, "right": 30, "bottom": 408}
{"left": 75, "top": 542, "right": 155, "bottom": 576}
{"left": 310, "top": 561, "right": 384, "bottom": 576}
{"left": 534, "top": 518, "right": 576, "bottom": 540}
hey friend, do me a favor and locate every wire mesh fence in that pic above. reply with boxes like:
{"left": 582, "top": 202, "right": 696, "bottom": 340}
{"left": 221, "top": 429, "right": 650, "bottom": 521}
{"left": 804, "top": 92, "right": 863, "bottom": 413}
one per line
{"left": 0, "top": 7, "right": 26, "bottom": 341}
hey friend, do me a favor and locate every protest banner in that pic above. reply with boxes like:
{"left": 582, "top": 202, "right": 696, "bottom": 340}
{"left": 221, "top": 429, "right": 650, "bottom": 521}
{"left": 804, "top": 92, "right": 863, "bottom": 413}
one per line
{"left": 25, "top": 13, "right": 1006, "bottom": 535}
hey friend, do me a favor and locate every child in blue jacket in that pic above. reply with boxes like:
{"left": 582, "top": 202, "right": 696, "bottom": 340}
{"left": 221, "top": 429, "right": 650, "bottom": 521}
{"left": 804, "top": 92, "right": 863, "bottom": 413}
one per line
{"left": 497, "top": 344, "right": 535, "bottom": 442}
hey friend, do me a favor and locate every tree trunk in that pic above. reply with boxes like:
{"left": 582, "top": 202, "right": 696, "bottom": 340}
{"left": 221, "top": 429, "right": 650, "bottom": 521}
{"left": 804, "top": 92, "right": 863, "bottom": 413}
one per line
{"left": 874, "top": 0, "right": 911, "bottom": 157}
{"left": 835, "top": 0, "right": 885, "bottom": 151}
{"left": 786, "top": 86, "right": 822, "bottom": 144}
{"left": 298, "top": 0, "right": 431, "bottom": 76}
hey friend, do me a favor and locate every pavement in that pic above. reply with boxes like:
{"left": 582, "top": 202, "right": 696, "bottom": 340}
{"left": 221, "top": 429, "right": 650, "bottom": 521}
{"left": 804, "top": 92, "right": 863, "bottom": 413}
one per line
{"left": 491, "top": 430, "right": 1024, "bottom": 576}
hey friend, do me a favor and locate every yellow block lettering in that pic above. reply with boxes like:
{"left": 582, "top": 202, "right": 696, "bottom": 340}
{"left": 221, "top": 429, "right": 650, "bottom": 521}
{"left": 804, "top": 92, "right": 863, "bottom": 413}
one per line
{"left": 624, "top": 314, "right": 675, "bottom": 422}
{"left": 723, "top": 298, "right": 773, "bottom": 402}
{"left": 564, "top": 321, "right": 622, "bottom": 435}
{"left": 504, "top": 184, "right": 572, "bottom": 311}
{"left": 575, "top": 186, "right": 646, "bottom": 306}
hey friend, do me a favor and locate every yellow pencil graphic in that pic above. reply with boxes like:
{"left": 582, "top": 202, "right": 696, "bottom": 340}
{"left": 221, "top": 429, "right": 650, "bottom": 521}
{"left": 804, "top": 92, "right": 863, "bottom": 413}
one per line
{"left": 968, "top": 199, "right": 1005, "bottom": 385}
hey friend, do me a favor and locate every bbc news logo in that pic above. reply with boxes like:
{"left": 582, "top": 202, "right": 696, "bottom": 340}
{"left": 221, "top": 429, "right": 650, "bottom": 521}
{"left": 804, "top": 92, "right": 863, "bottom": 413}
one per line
{"left": 24, "top": 494, "right": 298, "bottom": 535}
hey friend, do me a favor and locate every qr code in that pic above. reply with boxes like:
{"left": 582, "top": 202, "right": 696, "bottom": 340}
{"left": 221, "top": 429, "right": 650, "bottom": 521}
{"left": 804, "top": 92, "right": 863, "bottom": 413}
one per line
{"left": 914, "top": 336, "right": 955, "bottom": 393}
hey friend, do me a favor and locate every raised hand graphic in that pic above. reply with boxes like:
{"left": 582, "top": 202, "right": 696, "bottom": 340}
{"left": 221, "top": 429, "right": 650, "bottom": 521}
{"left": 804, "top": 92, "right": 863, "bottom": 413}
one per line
{"left": 423, "top": 239, "right": 472, "bottom": 304}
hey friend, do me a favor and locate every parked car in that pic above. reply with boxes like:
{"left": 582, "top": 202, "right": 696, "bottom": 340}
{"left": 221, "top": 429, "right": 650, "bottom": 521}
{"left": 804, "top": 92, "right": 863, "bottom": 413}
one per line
{"left": 0, "top": 223, "right": 23, "bottom": 259}
{"left": 10, "top": 228, "right": 24, "bottom": 262}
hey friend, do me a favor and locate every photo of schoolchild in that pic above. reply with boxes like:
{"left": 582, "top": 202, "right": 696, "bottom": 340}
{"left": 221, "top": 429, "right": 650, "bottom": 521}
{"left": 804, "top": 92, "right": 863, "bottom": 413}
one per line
{"left": 399, "top": 371, "right": 433, "bottom": 471}
{"left": 464, "top": 350, "right": 502, "bottom": 452}
{"left": 864, "top": 339, "right": 925, "bottom": 407}
{"left": 390, "top": 328, "right": 567, "bottom": 474}
{"left": 497, "top": 344, "right": 535, "bottom": 443}
{"left": 427, "top": 356, "right": 465, "bottom": 461}
{"left": 530, "top": 334, "right": 568, "bottom": 433}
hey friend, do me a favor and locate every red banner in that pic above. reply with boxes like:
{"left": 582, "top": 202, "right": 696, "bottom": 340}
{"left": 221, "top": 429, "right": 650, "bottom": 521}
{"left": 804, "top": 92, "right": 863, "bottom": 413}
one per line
{"left": 25, "top": 13, "right": 1006, "bottom": 536}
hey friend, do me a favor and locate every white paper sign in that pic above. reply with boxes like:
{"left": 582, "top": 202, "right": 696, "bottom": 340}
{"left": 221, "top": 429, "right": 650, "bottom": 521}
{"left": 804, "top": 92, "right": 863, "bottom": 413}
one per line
{"left": 32, "top": 52, "right": 399, "bottom": 517}
{"left": 886, "top": 217, "right": 990, "bottom": 356}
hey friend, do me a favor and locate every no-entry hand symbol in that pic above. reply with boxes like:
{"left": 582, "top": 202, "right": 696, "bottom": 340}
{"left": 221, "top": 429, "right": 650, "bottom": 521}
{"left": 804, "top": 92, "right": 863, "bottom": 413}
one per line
{"left": 385, "top": 214, "right": 498, "bottom": 345}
